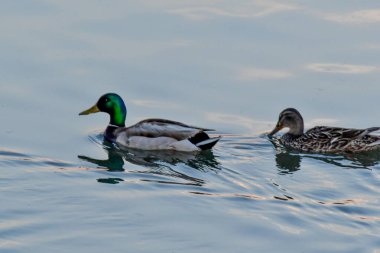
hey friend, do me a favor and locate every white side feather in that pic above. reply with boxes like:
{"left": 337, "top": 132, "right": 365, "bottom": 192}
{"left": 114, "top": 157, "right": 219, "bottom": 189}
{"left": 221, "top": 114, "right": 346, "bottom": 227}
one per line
{"left": 115, "top": 132, "right": 200, "bottom": 151}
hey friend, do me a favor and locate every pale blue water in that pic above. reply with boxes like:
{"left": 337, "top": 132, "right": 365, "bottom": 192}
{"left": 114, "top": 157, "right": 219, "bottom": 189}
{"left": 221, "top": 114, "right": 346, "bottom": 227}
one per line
{"left": 1, "top": 1, "right": 380, "bottom": 252}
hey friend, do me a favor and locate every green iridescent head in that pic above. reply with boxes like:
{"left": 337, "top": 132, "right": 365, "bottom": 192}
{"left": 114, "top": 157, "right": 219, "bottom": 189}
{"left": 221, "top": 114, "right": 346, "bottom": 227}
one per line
{"left": 79, "top": 93, "right": 127, "bottom": 127}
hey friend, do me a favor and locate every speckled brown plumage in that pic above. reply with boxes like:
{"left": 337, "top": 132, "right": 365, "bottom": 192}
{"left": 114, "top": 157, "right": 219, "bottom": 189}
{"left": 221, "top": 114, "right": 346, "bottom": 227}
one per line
{"left": 282, "top": 126, "right": 380, "bottom": 153}
{"left": 269, "top": 108, "right": 380, "bottom": 153}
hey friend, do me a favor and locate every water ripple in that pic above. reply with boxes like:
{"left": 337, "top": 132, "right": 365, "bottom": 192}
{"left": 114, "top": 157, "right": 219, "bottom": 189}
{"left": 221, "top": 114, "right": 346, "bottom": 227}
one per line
{"left": 2, "top": 131, "right": 380, "bottom": 252}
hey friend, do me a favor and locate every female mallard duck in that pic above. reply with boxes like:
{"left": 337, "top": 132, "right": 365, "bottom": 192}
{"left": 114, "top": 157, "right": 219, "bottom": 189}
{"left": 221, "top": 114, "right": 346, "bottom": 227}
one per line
{"left": 79, "top": 93, "right": 220, "bottom": 152}
{"left": 268, "top": 108, "right": 380, "bottom": 153}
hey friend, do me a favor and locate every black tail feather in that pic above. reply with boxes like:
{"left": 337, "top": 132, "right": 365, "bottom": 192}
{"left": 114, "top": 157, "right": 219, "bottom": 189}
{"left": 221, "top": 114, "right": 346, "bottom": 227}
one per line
{"left": 196, "top": 137, "right": 220, "bottom": 150}
{"left": 188, "top": 132, "right": 209, "bottom": 145}
{"left": 188, "top": 132, "right": 220, "bottom": 150}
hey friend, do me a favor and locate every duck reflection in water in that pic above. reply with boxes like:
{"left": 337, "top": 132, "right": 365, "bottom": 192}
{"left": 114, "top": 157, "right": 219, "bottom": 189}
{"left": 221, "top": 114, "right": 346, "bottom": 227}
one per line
{"left": 78, "top": 139, "right": 220, "bottom": 185}
{"left": 270, "top": 137, "right": 380, "bottom": 174}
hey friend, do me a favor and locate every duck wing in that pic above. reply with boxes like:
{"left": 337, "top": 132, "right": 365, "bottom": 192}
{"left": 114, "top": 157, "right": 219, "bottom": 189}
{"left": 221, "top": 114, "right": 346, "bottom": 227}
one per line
{"left": 302, "top": 126, "right": 380, "bottom": 152}
{"left": 305, "top": 126, "right": 380, "bottom": 140}
{"left": 115, "top": 118, "right": 214, "bottom": 140}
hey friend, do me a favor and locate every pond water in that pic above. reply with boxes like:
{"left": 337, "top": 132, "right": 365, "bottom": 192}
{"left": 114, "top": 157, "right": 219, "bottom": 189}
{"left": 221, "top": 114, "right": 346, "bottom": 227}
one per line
{"left": 1, "top": 1, "right": 380, "bottom": 252}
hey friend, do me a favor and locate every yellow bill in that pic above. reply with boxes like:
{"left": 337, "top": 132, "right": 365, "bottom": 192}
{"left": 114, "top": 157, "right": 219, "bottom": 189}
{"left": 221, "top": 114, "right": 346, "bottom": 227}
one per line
{"left": 79, "top": 105, "right": 100, "bottom": 115}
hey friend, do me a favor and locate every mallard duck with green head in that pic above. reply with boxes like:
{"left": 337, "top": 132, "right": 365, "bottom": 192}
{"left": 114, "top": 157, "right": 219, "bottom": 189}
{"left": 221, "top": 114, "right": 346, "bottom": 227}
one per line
{"left": 79, "top": 93, "right": 220, "bottom": 152}
{"left": 268, "top": 108, "right": 380, "bottom": 153}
